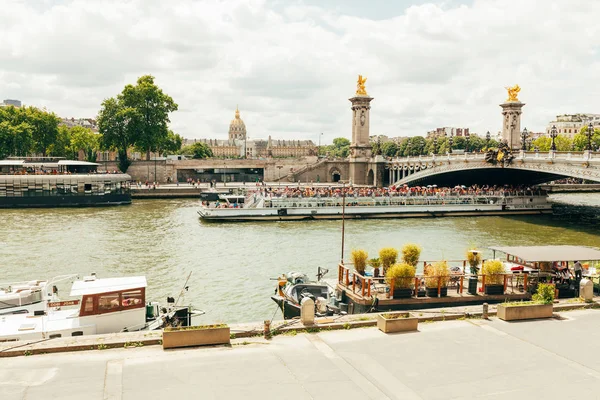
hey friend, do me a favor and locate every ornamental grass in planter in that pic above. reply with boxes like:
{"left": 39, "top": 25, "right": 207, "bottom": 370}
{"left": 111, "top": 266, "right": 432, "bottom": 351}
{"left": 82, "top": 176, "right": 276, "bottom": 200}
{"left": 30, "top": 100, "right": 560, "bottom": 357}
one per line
{"left": 401, "top": 243, "right": 422, "bottom": 267}
{"left": 377, "top": 311, "right": 419, "bottom": 333}
{"left": 497, "top": 283, "right": 555, "bottom": 321}
{"left": 379, "top": 248, "right": 398, "bottom": 275}
{"left": 162, "top": 324, "right": 230, "bottom": 349}
{"left": 466, "top": 249, "right": 482, "bottom": 295}
{"left": 351, "top": 249, "right": 368, "bottom": 275}
{"left": 482, "top": 259, "right": 505, "bottom": 295}
{"left": 424, "top": 261, "right": 450, "bottom": 297}
{"left": 368, "top": 258, "right": 382, "bottom": 278}
{"left": 386, "top": 263, "right": 416, "bottom": 298}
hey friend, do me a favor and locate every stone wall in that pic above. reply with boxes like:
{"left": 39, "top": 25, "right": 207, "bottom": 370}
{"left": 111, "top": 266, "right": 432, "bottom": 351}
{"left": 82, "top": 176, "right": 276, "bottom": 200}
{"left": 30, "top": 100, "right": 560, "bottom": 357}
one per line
{"left": 102, "top": 161, "right": 176, "bottom": 183}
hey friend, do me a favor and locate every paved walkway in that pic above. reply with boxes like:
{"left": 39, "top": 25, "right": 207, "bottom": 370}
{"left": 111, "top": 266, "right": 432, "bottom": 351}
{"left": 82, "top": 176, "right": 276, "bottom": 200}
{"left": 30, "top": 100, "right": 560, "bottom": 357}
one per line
{"left": 2, "top": 308, "right": 599, "bottom": 399}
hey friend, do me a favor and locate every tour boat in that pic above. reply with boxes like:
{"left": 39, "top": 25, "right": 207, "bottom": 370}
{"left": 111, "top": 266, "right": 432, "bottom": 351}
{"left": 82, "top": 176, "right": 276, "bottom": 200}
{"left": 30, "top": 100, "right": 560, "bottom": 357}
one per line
{"left": 198, "top": 191, "right": 552, "bottom": 222}
{"left": 0, "top": 273, "right": 203, "bottom": 341}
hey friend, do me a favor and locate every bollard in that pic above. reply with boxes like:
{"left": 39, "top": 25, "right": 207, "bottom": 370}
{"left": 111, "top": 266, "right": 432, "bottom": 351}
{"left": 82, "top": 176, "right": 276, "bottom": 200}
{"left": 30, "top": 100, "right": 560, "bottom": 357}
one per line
{"left": 264, "top": 320, "right": 271, "bottom": 339}
{"left": 482, "top": 303, "right": 489, "bottom": 319}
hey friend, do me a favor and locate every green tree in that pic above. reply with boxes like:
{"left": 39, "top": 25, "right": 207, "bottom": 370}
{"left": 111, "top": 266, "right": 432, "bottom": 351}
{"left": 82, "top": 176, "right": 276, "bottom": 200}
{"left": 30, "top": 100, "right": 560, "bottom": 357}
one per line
{"left": 70, "top": 126, "right": 101, "bottom": 161}
{"left": 380, "top": 141, "right": 398, "bottom": 157}
{"left": 574, "top": 127, "right": 600, "bottom": 150}
{"left": 120, "top": 75, "right": 178, "bottom": 160}
{"left": 532, "top": 136, "right": 551, "bottom": 151}
{"left": 98, "top": 97, "right": 138, "bottom": 172}
{"left": 157, "top": 130, "right": 183, "bottom": 156}
{"left": 325, "top": 137, "right": 350, "bottom": 157}
{"left": 49, "top": 125, "right": 73, "bottom": 158}
{"left": 27, "top": 107, "right": 60, "bottom": 156}
{"left": 182, "top": 142, "right": 213, "bottom": 159}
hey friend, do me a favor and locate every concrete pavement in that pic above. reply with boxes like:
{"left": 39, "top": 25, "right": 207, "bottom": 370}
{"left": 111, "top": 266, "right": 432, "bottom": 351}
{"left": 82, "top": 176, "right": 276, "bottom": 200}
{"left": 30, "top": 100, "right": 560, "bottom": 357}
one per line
{"left": 2, "top": 308, "right": 600, "bottom": 400}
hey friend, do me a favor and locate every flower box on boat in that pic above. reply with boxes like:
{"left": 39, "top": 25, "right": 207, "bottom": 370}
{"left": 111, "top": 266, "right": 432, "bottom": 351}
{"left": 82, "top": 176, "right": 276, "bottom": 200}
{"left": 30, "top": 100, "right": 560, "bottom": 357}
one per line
{"left": 497, "top": 303, "right": 553, "bottom": 321}
{"left": 377, "top": 312, "right": 418, "bottom": 333}
{"left": 162, "top": 324, "right": 230, "bottom": 349}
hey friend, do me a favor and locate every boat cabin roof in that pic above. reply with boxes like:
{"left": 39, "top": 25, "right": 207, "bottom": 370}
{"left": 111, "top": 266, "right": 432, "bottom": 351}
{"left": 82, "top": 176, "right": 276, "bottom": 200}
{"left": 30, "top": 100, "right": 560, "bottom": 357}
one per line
{"left": 489, "top": 245, "right": 600, "bottom": 263}
{"left": 70, "top": 276, "right": 147, "bottom": 296}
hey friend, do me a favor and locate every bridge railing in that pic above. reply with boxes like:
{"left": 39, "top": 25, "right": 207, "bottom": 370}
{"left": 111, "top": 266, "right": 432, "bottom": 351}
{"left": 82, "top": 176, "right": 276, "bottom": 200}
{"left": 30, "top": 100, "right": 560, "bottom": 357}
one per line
{"left": 388, "top": 150, "right": 600, "bottom": 164}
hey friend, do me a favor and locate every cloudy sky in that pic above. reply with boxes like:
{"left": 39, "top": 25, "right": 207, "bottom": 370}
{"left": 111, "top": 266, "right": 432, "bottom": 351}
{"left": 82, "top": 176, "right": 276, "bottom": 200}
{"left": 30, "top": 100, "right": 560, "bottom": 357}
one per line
{"left": 1, "top": 0, "right": 599, "bottom": 143}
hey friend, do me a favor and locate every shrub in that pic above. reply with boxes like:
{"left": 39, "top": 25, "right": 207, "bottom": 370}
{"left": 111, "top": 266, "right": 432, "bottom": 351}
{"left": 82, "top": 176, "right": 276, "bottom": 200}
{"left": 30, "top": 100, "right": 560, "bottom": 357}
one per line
{"left": 466, "top": 249, "right": 482, "bottom": 275}
{"left": 401, "top": 243, "right": 421, "bottom": 267}
{"left": 379, "top": 248, "right": 398, "bottom": 271}
{"left": 424, "top": 261, "right": 450, "bottom": 288}
{"left": 482, "top": 259, "right": 505, "bottom": 285}
{"left": 532, "top": 283, "right": 555, "bottom": 304}
{"left": 351, "top": 249, "right": 368, "bottom": 274}
{"left": 385, "top": 263, "right": 416, "bottom": 289}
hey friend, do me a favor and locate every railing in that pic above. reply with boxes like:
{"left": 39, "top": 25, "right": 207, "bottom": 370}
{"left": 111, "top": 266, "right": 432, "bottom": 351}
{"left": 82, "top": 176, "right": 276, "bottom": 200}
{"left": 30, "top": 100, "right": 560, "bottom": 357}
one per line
{"left": 389, "top": 150, "right": 600, "bottom": 164}
{"left": 337, "top": 263, "right": 529, "bottom": 299}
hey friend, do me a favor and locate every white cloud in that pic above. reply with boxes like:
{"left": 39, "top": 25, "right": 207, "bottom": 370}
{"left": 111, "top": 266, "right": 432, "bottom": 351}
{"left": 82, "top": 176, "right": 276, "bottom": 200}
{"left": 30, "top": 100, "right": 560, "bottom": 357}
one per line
{"left": 1, "top": 0, "right": 599, "bottom": 143}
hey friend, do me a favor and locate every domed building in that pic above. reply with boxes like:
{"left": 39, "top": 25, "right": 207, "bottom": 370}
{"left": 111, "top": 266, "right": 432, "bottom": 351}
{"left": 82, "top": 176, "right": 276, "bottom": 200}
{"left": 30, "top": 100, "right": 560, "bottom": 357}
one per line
{"left": 229, "top": 106, "right": 246, "bottom": 141}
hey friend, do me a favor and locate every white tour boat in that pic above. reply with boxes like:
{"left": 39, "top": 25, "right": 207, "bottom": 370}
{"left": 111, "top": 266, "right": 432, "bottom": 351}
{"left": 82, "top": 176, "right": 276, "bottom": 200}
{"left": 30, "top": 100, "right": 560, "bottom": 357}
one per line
{"left": 0, "top": 273, "right": 203, "bottom": 341}
{"left": 0, "top": 274, "right": 75, "bottom": 316}
{"left": 198, "top": 191, "right": 552, "bottom": 222}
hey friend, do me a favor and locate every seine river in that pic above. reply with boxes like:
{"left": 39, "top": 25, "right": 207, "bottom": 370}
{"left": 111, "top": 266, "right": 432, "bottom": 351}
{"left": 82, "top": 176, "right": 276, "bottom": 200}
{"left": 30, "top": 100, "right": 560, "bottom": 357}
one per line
{"left": 1, "top": 193, "right": 599, "bottom": 324}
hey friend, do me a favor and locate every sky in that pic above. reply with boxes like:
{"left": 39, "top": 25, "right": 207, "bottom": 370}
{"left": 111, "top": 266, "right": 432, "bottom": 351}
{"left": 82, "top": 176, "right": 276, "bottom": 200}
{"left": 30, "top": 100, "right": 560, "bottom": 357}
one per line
{"left": 1, "top": 0, "right": 599, "bottom": 143}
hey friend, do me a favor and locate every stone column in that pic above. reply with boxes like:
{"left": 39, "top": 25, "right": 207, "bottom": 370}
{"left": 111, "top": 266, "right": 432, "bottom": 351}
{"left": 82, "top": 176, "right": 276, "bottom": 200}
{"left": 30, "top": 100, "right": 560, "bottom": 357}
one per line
{"left": 349, "top": 95, "right": 374, "bottom": 185}
{"left": 500, "top": 101, "right": 526, "bottom": 150}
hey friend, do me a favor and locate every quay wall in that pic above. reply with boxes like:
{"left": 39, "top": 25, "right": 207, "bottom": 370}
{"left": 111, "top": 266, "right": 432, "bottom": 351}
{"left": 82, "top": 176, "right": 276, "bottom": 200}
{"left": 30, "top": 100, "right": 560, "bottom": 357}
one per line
{"left": 539, "top": 184, "right": 600, "bottom": 193}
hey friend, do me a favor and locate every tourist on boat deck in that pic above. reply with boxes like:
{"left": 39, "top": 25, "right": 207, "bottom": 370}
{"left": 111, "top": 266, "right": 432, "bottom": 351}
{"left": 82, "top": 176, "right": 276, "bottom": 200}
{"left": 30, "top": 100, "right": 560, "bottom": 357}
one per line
{"left": 573, "top": 260, "right": 583, "bottom": 281}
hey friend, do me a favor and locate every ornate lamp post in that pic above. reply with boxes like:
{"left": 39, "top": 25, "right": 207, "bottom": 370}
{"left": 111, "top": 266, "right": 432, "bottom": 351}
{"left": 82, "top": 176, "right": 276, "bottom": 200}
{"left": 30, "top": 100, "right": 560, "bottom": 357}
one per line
{"left": 465, "top": 134, "right": 470, "bottom": 153}
{"left": 550, "top": 125, "right": 557, "bottom": 151}
{"left": 586, "top": 123, "right": 594, "bottom": 151}
{"left": 527, "top": 137, "right": 533, "bottom": 151}
{"left": 448, "top": 132, "right": 454, "bottom": 154}
{"left": 433, "top": 135, "right": 438, "bottom": 155}
{"left": 521, "top": 127, "right": 528, "bottom": 151}
{"left": 485, "top": 131, "right": 491, "bottom": 147}
{"left": 407, "top": 142, "right": 412, "bottom": 157}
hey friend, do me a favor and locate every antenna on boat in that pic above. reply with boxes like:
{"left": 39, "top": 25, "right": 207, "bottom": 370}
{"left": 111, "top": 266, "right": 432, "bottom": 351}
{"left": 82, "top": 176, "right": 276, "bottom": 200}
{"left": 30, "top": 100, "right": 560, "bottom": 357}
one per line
{"left": 174, "top": 271, "right": 193, "bottom": 307}
{"left": 317, "top": 267, "right": 329, "bottom": 282}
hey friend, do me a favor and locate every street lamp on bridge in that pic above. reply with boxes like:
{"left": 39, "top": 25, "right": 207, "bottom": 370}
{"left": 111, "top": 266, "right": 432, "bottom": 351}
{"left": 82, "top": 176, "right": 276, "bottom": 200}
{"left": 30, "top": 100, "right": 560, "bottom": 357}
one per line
{"left": 485, "top": 131, "right": 491, "bottom": 148}
{"left": 521, "top": 127, "right": 529, "bottom": 151}
{"left": 446, "top": 131, "right": 454, "bottom": 154}
{"left": 433, "top": 135, "right": 438, "bottom": 155}
{"left": 550, "top": 125, "right": 558, "bottom": 151}
{"left": 586, "top": 123, "right": 594, "bottom": 151}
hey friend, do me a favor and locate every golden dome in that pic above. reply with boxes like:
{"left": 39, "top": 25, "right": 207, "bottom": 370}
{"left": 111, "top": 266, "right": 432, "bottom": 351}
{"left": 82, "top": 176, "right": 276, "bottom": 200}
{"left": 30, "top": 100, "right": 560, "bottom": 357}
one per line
{"left": 229, "top": 106, "right": 246, "bottom": 139}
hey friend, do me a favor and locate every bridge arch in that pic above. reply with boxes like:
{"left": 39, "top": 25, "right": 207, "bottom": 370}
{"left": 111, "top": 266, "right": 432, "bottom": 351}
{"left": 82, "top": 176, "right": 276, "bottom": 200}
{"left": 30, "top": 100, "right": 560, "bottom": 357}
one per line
{"left": 329, "top": 167, "right": 342, "bottom": 183}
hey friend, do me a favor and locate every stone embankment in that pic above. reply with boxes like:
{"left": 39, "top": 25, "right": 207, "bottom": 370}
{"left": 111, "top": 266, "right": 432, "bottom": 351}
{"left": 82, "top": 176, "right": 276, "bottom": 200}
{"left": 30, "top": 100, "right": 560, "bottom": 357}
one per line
{"left": 1, "top": 298, "right": 596, "bottom": 358}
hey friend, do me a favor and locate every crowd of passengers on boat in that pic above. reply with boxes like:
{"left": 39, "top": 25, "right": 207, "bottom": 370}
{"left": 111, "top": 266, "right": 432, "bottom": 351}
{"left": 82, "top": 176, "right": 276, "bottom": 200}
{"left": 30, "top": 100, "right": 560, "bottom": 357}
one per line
{"left": 251, "top": 184, "right": 546, "bottom": 199}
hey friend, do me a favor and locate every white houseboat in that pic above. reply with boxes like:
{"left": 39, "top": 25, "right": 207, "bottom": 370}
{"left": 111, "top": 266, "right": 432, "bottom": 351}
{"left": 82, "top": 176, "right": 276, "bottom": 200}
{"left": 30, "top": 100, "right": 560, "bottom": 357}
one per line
{"left": 198, "top": 191, "right": 552, "bottom": 222}
{"left": 0, "top": 274, "right": 201, "bottom": 341}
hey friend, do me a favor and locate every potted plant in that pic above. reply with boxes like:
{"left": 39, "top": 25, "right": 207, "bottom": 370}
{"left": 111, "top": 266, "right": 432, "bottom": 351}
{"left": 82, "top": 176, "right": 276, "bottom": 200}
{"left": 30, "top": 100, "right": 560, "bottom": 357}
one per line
{"left": 377, "top": 311, "right": 419, "bottom": 333}
{"left": 497, "top": 283, "right": 555, "bottom": 321}
{"left": 350, "top": 249, "right": 368, "bottom": 275}
{"left": 482, "top": 259, "right": 505, "bottom": 295}
{"left": 401, "top": 243, "right": 421, "bottom": 267}
{"left": 385, "top": 263, "right": 416, "bottom": 298}
{"left": 379, "top": 247, "right": 398, "bottom": 275}
{"left": 466, "top": 249, "right": 482, "bottom": 295}
{"left": 424, "top": 261, "right": 450, "bottom": 297}
{"left": 162, "top": 324, "right": 230, "bottom": 349}
{"left": 368, "top": 258, "right": 382, "bottom": 278}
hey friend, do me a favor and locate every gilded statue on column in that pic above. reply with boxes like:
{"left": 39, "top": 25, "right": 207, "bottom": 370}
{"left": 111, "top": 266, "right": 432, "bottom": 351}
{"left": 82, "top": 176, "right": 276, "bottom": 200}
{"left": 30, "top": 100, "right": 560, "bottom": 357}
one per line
{"left": 505, "top": 84, "right": 521, "bottom": 102}
{"left": 356, "top": 75, "right": 368, "bottom": 96}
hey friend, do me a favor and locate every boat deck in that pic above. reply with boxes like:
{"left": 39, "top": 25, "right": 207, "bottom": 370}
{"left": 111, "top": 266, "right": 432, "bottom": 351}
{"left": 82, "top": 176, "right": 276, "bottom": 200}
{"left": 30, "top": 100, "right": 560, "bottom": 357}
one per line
{"left": 0, "top": 308, "right": 94, "bottom": 341}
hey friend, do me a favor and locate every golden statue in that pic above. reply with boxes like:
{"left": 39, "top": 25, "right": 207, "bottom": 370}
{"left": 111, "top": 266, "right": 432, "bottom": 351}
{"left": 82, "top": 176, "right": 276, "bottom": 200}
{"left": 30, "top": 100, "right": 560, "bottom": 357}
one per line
{"left": 356, "top": 75, "right": 368, "bottom": 96}
{"left": 505, "top": 84, "right": 521, "bottom": 102}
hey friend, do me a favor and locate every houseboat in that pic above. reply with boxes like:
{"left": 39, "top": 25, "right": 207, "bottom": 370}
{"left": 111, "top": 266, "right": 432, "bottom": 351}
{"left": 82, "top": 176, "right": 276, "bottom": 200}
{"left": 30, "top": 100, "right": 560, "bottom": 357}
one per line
{"left": 198, "top": 190, "right": 552, "bottom": 222}
{"left": 0, "top": 274, "right": 202, "bottom": 341}
{"left": 0, "top": 158, "right": 131, "bottom": 208}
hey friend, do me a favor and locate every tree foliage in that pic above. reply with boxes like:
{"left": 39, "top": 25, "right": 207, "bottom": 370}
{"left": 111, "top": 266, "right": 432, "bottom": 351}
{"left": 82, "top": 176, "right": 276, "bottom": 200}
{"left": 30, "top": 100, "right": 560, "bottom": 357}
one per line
{"left": 181, "top": 142, "right": 213, "bottom": 159}
{"left": 0, "top": 106, "right": 60, "bottom": 158}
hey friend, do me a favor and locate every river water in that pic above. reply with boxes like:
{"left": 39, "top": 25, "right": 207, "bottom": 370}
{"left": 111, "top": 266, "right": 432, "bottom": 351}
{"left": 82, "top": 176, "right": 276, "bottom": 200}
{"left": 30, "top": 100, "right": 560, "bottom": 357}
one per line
{"left": 1, "top": 193, "right": 599, "bottom": 324}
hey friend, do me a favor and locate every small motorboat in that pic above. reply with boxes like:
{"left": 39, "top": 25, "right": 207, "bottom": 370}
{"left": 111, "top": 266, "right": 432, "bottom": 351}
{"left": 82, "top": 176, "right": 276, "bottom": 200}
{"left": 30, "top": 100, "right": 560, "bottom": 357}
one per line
{"left": 271, "top": 270, "right": 341, "bottom": 319}
{"left": 0, "top": 272, "right": 204, "bottom": 342}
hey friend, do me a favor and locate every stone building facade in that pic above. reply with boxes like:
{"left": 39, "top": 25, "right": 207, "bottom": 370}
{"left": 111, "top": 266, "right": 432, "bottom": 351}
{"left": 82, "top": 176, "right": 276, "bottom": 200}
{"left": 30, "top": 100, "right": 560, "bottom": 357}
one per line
{"left": 546, "top": 114, "right": 600, "bottom": 137}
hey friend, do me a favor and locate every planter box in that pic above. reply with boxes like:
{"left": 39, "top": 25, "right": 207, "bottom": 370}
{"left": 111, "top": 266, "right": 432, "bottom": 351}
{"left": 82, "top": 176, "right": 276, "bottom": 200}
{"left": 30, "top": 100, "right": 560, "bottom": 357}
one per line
{"left": 497, "top": 303, "right": 553, "bottom": 321}
{"left": 377, "top": 312, "right": 419, "bottom": 333}
{"left": 468, "top": 278, "right": 478, "bottom": 295}
{"left": 484, "top": 284, "right": 504, "bottom": 295}
{"left": 426, "top": 287, "right": 448, "bottom": 297}
{"left": 163, "top": 325, "right": 230, "bottom": 349}
{"left": 393, "top": 288, "right": 413, "bottom": 299}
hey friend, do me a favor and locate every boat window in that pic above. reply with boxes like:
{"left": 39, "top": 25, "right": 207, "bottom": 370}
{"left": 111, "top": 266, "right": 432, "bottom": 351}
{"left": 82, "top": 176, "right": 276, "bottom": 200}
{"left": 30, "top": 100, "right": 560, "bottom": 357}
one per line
{"left": 121, "top": 289, "right": 144, "bottom": 308}
{"left": 98, "top": 292, "right": 121, "bottom": 313}
{"left": 80, "top": 295, "right": 95, "bottom": 316}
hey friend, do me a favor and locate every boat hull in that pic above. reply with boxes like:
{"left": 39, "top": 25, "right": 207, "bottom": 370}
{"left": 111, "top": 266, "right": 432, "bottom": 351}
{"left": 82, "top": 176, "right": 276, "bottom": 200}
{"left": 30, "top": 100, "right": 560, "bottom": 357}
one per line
{"left": 199, "top": 203, "right": 552, "bottom": 222}
{"left": 271, "top": 296, "right": 301, "bottom": 319}
{"left": 0, "top": 193, "right": 131, "bottom": 208}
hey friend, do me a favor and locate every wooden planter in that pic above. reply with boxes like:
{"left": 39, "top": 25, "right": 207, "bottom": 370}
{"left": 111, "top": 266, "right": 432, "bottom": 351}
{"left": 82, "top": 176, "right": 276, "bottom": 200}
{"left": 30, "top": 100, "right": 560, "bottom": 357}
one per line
{"left": 468, "top": 278, "right": 478, "bottom": 295}
{"left": 497, "top": 304, "right": 553, "bottom": 321}
{"left": 484, "top": 284, "right": 504, "bottom": 295}
{"left": 162, "top": 325, "right": 230, "bottom": 349}
{"left": 377, "top": 312, "right": 419, "bottom": 333}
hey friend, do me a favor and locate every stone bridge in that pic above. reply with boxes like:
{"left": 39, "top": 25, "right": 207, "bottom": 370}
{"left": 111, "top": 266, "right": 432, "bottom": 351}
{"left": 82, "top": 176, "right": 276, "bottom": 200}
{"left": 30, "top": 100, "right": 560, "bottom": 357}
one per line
{"left": 387, "top": 151, "right": 600, "bottom": 187}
